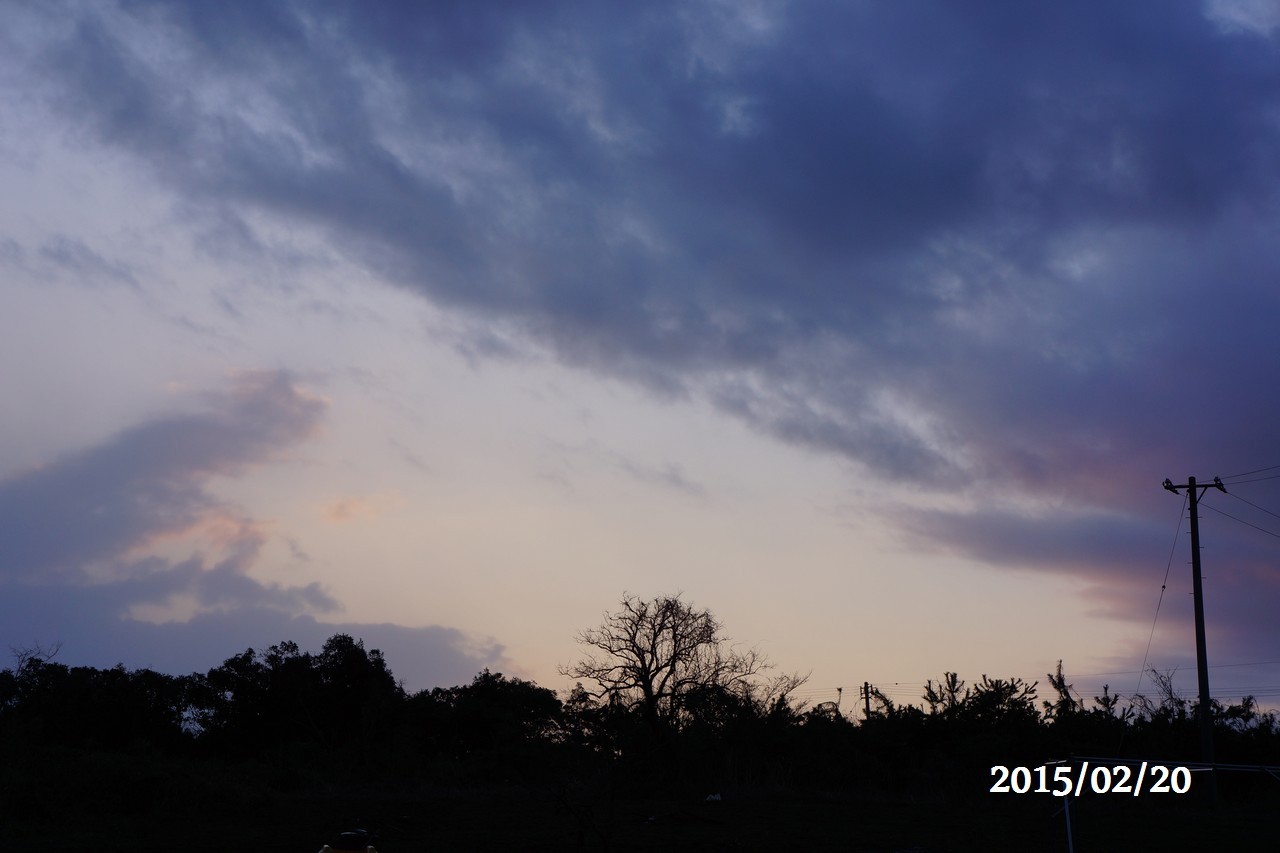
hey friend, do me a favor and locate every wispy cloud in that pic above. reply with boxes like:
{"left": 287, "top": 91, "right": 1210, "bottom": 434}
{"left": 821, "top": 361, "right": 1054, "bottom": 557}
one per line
{"left": 538, "top": 438, "right": 706, "bottom": 498}
{"left": 38, "top": 235, "right": 138, "bottom": 289}
{"left": 322, "top": 492, "right": 403, "bottom": 524}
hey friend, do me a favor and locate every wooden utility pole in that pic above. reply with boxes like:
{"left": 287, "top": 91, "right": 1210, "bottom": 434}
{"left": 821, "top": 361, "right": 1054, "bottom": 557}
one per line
{"left": 1163, "top": 475, "right": 1226, "bottom": 798}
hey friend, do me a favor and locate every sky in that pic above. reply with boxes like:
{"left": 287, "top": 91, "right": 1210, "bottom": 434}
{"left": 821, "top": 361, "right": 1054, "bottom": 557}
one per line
{"left": 3, "top": 0, "right": 1280, "bottom": 709}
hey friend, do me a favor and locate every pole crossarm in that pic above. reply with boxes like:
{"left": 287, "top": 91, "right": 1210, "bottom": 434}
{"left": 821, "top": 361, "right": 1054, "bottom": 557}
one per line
{"left": 1163, "top": 476, "right": 1227, "bottom": 495}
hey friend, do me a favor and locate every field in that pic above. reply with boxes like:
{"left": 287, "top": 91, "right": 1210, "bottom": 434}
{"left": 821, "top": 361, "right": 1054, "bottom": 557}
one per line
{"left": 7, "top": 770, "right": 1279, "bottom": 852}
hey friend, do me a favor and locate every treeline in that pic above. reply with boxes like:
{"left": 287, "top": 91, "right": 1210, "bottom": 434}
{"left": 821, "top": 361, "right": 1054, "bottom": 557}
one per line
{"left": 6, "top": 596, "right": 1280, "bottom": 849}
{"left": 4, "top": 633, "right": 1279, "bottom": 799}
{"left": 0, "top": 636, "right": 563, "bottom": 781}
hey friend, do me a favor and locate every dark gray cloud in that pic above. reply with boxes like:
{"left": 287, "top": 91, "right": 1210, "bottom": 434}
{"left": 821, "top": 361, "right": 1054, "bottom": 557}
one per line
{"left": 1, "top": 584, "right": 508, "bottom": 692}
{"left": 27, "top": 1, "right": 1277, "bottom": 479}
{"left": 888, "top": 475, "right": 1280, "bottom": 666}
{"left": 0, "top": 369, "right": 507, "bottom": 689}
{"left": 38, "top": 235, "right": 138, "bottom": 288}
{"left": 14, "top": 2, "right": 1280, "bottom": 646}
{"left": 0, "top": 370, "right": 339, "bottom": 624}
{"left": 0, "top": 370, "right": 324, "bottom": 582}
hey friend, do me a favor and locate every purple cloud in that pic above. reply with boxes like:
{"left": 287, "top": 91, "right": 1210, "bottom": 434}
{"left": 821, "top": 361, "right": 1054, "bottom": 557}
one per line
{"left": 9, "top": 1, "right": 1280, "bottom": 677}
{"left": 1, "top": 370, "right": 324, "bottom": 583}
{"left": 0, "top": 369, "right": 511, "bottom": 688}
{"left": 19, "top": 2, "right": 1277, "bottom": 500}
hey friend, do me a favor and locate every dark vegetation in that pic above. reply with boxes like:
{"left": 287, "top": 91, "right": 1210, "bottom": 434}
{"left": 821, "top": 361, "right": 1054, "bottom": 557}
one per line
{"left": 3, "top": 595, "right": 1278, "bottom": 851}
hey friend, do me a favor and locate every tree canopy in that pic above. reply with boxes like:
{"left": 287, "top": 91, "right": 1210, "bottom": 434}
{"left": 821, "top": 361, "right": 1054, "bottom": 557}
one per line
{"left": 4, "top": 599, "right": 1280, "bottom": 849}
{"left": 560, "top": 592, "right": 804, "bottom": 734}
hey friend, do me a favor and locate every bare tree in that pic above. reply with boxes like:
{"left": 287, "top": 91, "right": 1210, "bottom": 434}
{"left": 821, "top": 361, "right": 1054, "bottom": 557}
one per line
{"left": 560, "top": 593, "right": 780, "bottom": 732}
{"left": 9, "top": 641, "right": 62, "bottom": 671}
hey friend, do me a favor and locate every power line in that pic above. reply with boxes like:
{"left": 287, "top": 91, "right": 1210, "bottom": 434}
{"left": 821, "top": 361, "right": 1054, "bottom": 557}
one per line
{"left": 1065, "top": 660, "right": 1280, "bottom": 680}
{"left": 1224, "top": 490, "right": 1280, "bottom": 523}
{"left": 806, "top": 661, "right": 1280, "bottom": 693}
{"left": 1222, "top": 463, "right": 1280, "bottom": 480}
{"left": 796, "top": 671, "right": 1280, "bottom": 711}
{"left": 1200, "top": 501, "right": 1280, "bottom": 539}
{"left": 1219, "top": 473, "right": 1280, "bottom": 485}
{"left": 1135, "top": 492, "right": 1187, "bottom": 699}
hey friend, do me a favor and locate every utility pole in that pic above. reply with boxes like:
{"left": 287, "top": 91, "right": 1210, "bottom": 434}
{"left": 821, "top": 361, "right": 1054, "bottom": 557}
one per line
{"left": 863, "top": 681, "right": 872, "bottom": 719}
{"left": 1163, "top": 475, "right": 1226, "bottom": 796}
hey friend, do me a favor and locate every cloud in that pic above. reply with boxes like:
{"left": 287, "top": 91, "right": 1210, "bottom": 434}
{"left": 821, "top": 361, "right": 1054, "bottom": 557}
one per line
{"left": 1204, "top": 0, "right": 1280, "bottom": 35}
{"left": 19, "top": 2, "right": 1277, "bottom": 498}
{"left": 613, "top": 457, "right": 705, "bottom": 498}
{"left": 886, "top": 482, "right": 1280, "bottom": 668}
{"left": 0, "top": 369, "right": 324, "bottom": 585}
{"left": 11, "top": 1, "right": 1280, "bottom": 662}
{"left": 322, "top": 492, "right": 402, "bottom": 524}
{"left": 0, "top": 369, "right": 507, "bottom": 689}
{"left": 891, "top": 505, "right": 1164, "bottom": 576}
{"left": 38, "top": 235, "right": 138, "bottom": 289}
{"left": 537, "top": 438, "right": 707, "bottom": 497}
{"left": 0, "top": 369, "right": 340, "bottom": 638}
{"left": 0, "top": 583, "right": 508, "bottom": 692}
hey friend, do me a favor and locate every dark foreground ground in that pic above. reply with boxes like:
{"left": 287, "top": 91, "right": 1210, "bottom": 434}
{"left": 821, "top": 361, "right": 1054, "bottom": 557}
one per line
{"left": 5, "top": 774, "right": 1278, "bottom": 852}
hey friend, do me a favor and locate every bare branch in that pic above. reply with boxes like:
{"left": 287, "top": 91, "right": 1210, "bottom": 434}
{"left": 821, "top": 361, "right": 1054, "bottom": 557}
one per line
{"left": 559, "top": 593, "right": 784, "bottom": 731}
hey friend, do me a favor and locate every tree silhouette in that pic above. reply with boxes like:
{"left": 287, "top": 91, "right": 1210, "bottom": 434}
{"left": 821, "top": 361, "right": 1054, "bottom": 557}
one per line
{"left": 560, "top": 593, "right": 778, "bottom": 734}
{"left": 409, "top": 669, "right": 563, "bottom": 781}
{"left": 194, "top": 634, "right": 402, "bottom": 754}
